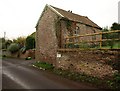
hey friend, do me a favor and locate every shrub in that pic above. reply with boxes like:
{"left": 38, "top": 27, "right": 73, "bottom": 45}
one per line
{"left": 65, "top": 44, "right": 75, "bottom": 48}
{"left": 79, "top": 42, "right": 89, "bottom": 49}
{"left": 26, "top": 36, "right": 35, "bottom": 50}
{"left": 106, "top": 72, "right": 120, "bottom": 89}
{"left": 20, "top": 47, "right": 26, "bottom": 54}
{"left": 8, "top": 43, "right": 20, "bottom": 53}
{"left": 65, "top": 42, "right": 90, "bottom": 49}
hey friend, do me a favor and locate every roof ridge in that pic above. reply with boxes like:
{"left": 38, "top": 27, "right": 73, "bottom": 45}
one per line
{"left": 36, "top": 4, "right": 101, "bottom": 29}
{"left": 50, "top": 5, "right": 85, "bottom": 18}
{"left": 50, "top": 5, "right": 101, "bottom": 29}
{"left": 47, "top": 4, "right": 64, "bottom": 17}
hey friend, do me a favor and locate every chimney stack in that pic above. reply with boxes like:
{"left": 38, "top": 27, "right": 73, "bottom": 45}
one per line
{"left": 68, "top": 10, "right": 72, "bottom": 13}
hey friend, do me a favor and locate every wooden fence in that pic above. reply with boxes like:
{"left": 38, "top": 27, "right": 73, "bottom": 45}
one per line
{"left": 63, "top": 30, "right": 120, "bottom": 49}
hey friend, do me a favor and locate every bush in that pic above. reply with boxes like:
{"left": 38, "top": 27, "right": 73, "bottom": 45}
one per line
{"left": 8, "top": 43, "right": 20, "bottom": 53}
{"left": 20, "top": 47, "right": 26, "bottom": 54}
{"left": 26, "top": 36, "right": 35, "bottom": 50}
{"left": 65, "top": 43, "right": 89, "bottom": 48}
{"left": 79, "top": 42, "right": 90, "bottom": 49}
{"left": 65, "top": 44, "right": 75, "bottom": 48}
{"left": 106, "top": 72, "right": 120, "bottom": 89}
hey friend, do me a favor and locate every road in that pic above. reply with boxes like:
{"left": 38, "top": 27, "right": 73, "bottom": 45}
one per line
{"left": 2, "top": 58, "right": 99, "bottom": 90}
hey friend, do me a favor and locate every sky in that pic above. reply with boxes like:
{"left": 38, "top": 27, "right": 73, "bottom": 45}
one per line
{"left": 0, "top": 0, "right": 119, "bottom": 39}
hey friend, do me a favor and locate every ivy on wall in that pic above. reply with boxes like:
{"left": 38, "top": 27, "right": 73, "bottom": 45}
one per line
{"left": 66, "top": 20, "right": 72, "bottom": 28}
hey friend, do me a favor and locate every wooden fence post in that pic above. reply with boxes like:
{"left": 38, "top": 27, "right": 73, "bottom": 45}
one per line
{"left": 100, "top": 32, "right": 102, "bottom": 49}
{"left": 64, "top": 30, "right": 120, "bottom": 49}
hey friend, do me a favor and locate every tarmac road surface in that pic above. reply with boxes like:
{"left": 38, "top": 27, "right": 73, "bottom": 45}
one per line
{"left": 2, "top": 58, "right": 100, "bottom": 90}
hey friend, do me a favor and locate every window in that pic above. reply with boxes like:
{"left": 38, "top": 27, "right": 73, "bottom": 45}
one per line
{"left": 92, "top": 29, "right": 96, "bottom": 40}
{"left": 74, "top": 26, "right": 79, "bottom": 35}
{"left": 74, "top": 26, "right": 80, "bottom": 43}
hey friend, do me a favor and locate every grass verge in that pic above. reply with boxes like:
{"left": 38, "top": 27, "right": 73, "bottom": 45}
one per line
{"left": 33, "top": 61, "right": 54, "bottom": 70}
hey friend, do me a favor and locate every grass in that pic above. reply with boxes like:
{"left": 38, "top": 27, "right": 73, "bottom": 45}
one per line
{"left": 33, "top": 61, "right": 120, "bottom": 89}
{"left": 65, "top": 41, "right": 120, "bottom": 49}
{"left": 0, "top": 54, "right": 7, "bottom": 59}
{"left": 102, "top": 41, "right": 120, "bottom": 49}
{"left": 0, "top": 55, "right": 2, "bottom": 59}
{"left": 53, "top": 68, "right": 101, "bottom": 84}
{"left": 33, "top": 61, "right": 54, "bottom": 70}
{"left": 101, "top": 46, "right": 111, "bottom": 49}
{"left": 113, "top": 42, "right": 120, "bottom": 48}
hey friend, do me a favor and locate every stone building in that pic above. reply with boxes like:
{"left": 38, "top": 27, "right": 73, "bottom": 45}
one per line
{"left": 35, "top": 4, "right": 102, "bottom": 65}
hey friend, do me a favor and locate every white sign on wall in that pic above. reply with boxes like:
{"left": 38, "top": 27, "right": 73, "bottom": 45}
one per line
{"left": 57, "top": 52, "right": 62, "bottom": 58}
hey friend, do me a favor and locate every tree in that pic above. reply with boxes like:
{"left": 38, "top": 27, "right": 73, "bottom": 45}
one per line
{"left": 13, "top": 37, "right": 26, "bottom": 48}
{"left": 102, "top": 23, "right": 120, "bottom": 48}
{"left": 30, "top": 32, "right": 36, "bottom": 39}
{"left": 111, "top": 22, "right": 120, "bottom": 39}
{"left": 5, "top": 39, "right": 12, "bottom": 49}
{"left": 111, "top": 23, "right": 120, "bottom": 30}
{"left": 102, "top": 27, "right": 114, "bottom": 48}
{"left": 0, "top": 38, "right": 12, "bottom": 49}
{"left": 25, "top": 36, "right": 35, "bottom": 50}
{"left": 0, "top": 38, "right": 5, "bottom": 49}
{"left": 102, "top": 27, "right": 110, "bottom": 39}
{"left": 8, "top": 43, "right": 20, "bottom": 53}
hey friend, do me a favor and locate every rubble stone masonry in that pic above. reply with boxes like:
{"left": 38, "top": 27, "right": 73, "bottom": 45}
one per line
{"left": 56, "top": 50, "right": 119, "bottom": 78}
{"left": 36, "top": 6, "right": 59, "bottom": 65}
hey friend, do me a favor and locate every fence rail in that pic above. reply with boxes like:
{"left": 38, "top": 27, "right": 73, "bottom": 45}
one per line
{"left": 65, "top": 30, "right": 120, "bottom": 39}
{"left": 63, "top": 30, "right": 120, "bottom": 49}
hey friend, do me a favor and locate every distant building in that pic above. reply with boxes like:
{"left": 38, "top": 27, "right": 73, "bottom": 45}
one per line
{"left": 118, "top": 1, "right": 120, "bottom": 23}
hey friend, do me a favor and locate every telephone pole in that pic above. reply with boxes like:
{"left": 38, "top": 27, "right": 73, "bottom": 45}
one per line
{"left": 4, "top": 32, "right": 6, "bottom": 40}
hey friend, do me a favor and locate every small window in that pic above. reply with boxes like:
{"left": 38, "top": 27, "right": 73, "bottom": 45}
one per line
{"left": 74, "top": 30, "right": 77, "bottom": 35}
{"left": 74, "top": 26, "right": 80, "bottom": 43}
{"left": 92, "top": 29, "right": 96, "bottom": 40}
{"left": 76, "top": 26, "right": 79, "bottom": 30}
{"left": 74, "top": 26, "right": 79, "bottom": 35}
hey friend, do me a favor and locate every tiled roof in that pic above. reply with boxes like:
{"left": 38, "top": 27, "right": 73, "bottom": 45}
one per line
{"left": 51, "top": 5, "right": 101, "bottom": 29}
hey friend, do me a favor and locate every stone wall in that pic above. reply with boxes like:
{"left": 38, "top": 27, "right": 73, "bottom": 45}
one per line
{"left": 56, "top": 50, "right": 119, "bottom": 78}
{"left": 2, "top": 50, "right": 19, "bottom": 58}
{"left": 62, "top": 21, "right": 101, "bottom": 44}
{"left": 2, "top": 50, "right": 11, "bottom": 57}
{"left": 36, "top": 6, "right": 60, "bottom": 65}
{"left": 20, "top": 49, "right": 35, "bottom": 59}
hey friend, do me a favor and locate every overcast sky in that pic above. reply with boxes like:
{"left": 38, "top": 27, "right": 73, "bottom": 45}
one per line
{"left": 0, "top": 0, "right": 119, "bottom": 39}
